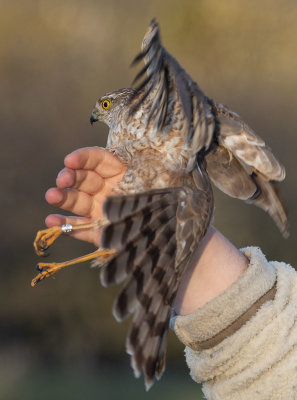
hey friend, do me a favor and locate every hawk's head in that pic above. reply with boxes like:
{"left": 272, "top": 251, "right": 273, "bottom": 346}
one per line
{"left": 90, "top": 88, "right": 136, "bottom": 128}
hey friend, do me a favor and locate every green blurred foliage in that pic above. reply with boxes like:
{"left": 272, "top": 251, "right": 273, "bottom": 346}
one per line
{"left": 0, "top": 362, "right": 204, "bottom": 400}
{"left": 1, "top": 0, "right": 297, "bottom": 398}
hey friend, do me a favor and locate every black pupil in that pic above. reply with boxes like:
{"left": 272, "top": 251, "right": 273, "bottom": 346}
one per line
{"left": 104, "top": 101, "right": 108, "bottom": 108}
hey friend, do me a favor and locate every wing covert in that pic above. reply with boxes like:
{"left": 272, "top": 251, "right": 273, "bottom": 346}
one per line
{"left": 215, "top": 102, "right": 286, "bottom": 181}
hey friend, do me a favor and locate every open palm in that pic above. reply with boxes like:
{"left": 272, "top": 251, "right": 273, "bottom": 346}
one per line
{"left": 45, "top": 147, "right": 126, "bottom": 247}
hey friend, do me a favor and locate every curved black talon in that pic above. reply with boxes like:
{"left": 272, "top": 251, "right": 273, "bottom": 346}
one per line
{"left": 38, "top": 243, "right": 49, "bottom": 251}
{"left": 36, "top": 264, "right": 50, "bottom": 272}
{"left": 36, "top": 244, "right": 49, "bottom": 257}
{"left": 39, "top": 246, "right": 48, "bottom": 252}
{"left": 35, "top": 250, "right": 49, "bottom": 257}
{"left": 36, "top": 264, "right": 43, "bottom": 272}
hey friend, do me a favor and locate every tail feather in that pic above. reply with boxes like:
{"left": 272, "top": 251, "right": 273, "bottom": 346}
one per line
{"left": 249, "top": 175, "right": 289, "bottom": 238}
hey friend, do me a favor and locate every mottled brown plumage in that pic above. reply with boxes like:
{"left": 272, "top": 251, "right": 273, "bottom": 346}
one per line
{"left": 87, "top": 19, "right": 288, "bottom": 389}
{"left": 87, "top": 20, "right": 220, "bottom": 390}
{"left": 88, "top": 19, "right": 289, "bottom": 389}
{"left": 32, "top": 19, "right": 288, "bottom": 391}
{"left": 206, "top": 103, "right": 288, "bottom": 236}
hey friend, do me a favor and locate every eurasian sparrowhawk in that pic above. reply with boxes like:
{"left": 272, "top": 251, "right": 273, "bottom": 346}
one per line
{"left": 32, "top": 19, "right": 288, "bottom": 389}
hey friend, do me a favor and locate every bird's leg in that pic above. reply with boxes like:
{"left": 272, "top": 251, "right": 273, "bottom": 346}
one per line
{"left": 31, "top": 247, "right": 116, "bottom": 287}
{"left": 34, "top": 218, "right": 109, "bottom": 256}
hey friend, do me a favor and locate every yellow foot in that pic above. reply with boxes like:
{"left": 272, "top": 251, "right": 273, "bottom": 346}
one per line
{"left": 34, "top": 226, "right": 64, "bottom": 256}
{"left": 33, "top": 219, "right": 109, "bottom": 257}
{"left": 31, "top": 262, "right": 61, "bottom": 286}
{"left": 31, "top": 248, "right": 116, "bottom": 287}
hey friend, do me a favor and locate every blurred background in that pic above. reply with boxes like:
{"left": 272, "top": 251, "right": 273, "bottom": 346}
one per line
{"left": 1, "top": 0, "right": 297, "bottom": 399}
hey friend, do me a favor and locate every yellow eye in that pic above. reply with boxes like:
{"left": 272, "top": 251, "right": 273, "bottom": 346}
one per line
{"left": 101, "top": 99, "right": 111, "bottom": 110}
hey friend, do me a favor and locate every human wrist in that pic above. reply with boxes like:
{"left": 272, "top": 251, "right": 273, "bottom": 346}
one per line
{"left": 174, "top": 226, "right": 249, "bottom": 315}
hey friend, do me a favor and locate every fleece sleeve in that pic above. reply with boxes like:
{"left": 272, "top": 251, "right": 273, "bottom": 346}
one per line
{"left": 170, "top": 247, "right": 297, "bottom": 400}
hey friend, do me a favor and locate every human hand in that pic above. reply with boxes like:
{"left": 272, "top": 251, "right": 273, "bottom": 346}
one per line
{"left": 45, "top": 147, "right": 126, "bottom": 247}
{"left": 44, "top": 146, "right": 248, "bottom": 315}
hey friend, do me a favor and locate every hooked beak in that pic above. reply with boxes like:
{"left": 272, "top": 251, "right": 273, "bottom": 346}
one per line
{"left": 90, "top": 113, "right": 99, "bottom": 125}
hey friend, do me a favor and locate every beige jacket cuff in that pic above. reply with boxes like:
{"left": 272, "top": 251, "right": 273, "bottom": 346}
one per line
{"left": 171, "top": 246, "right": 276, "bottom": 347}
{"left": 170, "top": 247, "right": 297, "bottom": 399}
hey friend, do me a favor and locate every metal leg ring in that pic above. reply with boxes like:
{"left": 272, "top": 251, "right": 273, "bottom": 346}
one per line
{"left": 61, "top": 224, "right": 73, "bottom": 233}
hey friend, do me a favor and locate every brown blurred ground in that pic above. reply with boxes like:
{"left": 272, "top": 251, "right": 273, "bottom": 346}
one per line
{"left": 0, "top": 1, "right": 297, "bottom": 399}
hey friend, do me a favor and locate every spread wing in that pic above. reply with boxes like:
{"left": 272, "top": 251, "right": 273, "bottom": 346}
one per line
{"left": 99, "top": 183, "right": 213, "bottom": 389}
{"left": 205, "top": 102, "right": 289, "bottom": 237}
{"left": 130, "top": 19, "right": 216, "bottom": 170}
{"left": 215, "top": 102, "right": 285, "bottom": 181}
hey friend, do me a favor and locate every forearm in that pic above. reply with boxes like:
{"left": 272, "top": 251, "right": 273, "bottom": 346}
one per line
{"left": 171, "top": 236, "right": 297, "bottom": 399}
{"left": 174, "top": 225, "right": 249, "bottom": 315}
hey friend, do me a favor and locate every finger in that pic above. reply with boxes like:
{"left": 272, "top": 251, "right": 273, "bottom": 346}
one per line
{"left": 45, "top": 214, "right": 91, "bottom": 227}
{"left": 56, "top": 168, "right": 105, "bottom": 194}
{"left": 45, "top": 214, "right": 99, "bottom": 246}
{"left": 64, "top": 147, "right": 126, "bottom": 178}
{"left": 56, "top": 168, "right": 76, "bottom": 189}
{"left": 45, "top": 188, "right": 99, "bottom": 218}
{"left": 45, "top": 187, "right": 65, "bottom": 205}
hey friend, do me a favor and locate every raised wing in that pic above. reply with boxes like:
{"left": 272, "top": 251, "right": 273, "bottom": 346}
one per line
{"left": 99, "top": 181, "right": 213, "bottom": 389}
{"left": 206, "top": 102, "right": 289, "bottom": 237}
{"left": 130, "top": 19, "right": 216, "bottom": 170}
{"left": 215, "top": 102, "right": 285, "bottom": 181}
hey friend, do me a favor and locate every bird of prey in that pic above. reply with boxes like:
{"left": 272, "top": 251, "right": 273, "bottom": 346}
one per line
{"left": 32, "top": 19, "right": 288, "bottom": 389}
